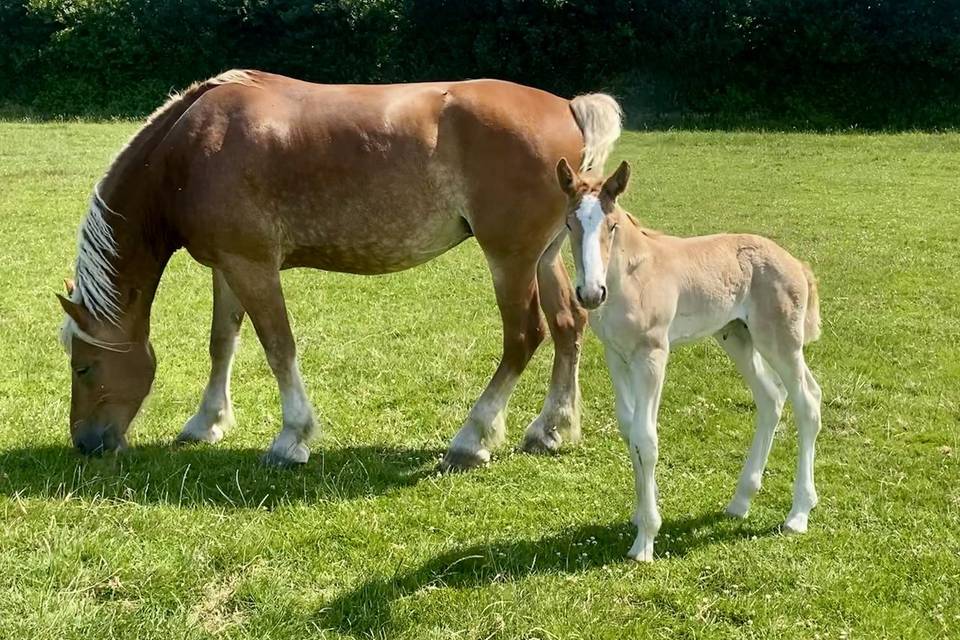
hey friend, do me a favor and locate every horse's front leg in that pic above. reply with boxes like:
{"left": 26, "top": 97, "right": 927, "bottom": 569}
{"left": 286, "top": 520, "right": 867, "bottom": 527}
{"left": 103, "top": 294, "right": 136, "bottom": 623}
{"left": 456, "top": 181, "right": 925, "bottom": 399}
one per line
{"left": 219, "top": 260, "right": 317, "bottom": 466}
{"left": 521, "top": 234, "right": 588, "bottom": 454}
{"left": 178, "top": 269, "right": 245, "bottom": 444}
{"left": 626, "top": 339, "right": 668, "bottom": 562}
{"left": 440, "top": 257, "right": 545, "bottom": 471}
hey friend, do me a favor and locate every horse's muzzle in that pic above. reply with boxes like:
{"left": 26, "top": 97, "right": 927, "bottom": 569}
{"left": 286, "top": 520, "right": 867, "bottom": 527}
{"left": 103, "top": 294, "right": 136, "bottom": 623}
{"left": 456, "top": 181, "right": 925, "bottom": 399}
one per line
{"left": 576, "top": 284, "right": 607, "bottom": 310}
{"left": 73, "top": 425, "right": 124, "bottom": 456}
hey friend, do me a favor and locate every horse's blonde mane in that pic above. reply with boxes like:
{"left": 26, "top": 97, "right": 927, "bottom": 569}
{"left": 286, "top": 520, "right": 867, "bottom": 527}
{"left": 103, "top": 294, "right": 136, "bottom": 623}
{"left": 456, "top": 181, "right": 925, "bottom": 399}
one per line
{"left": 61, "top": 70, "right": 258, "bottom": 352}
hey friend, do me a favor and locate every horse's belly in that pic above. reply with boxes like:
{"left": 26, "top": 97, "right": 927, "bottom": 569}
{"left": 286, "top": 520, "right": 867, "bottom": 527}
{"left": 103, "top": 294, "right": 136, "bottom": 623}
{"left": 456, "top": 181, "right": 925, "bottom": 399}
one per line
{"left": 280, "top": 185, "right": 472, "bottom": 274}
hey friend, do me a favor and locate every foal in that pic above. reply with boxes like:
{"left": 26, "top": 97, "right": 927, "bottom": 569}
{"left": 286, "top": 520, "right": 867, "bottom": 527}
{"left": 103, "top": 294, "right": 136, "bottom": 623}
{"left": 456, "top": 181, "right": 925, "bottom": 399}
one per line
{"left": 557, "top": 159, "right": 823, "bottom": 562}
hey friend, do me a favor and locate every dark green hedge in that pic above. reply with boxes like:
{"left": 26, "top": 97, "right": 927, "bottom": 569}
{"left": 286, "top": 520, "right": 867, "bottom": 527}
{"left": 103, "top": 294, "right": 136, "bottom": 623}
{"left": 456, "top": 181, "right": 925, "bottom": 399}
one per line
{"left": 3, "top": 0, "right": 960, "bottom": 129}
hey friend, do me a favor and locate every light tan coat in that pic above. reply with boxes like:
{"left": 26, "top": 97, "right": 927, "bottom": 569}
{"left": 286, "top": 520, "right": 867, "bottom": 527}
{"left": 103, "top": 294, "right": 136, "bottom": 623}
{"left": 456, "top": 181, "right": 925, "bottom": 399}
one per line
{"left": 557, "top": 159, "right": 823, "bottom": 562}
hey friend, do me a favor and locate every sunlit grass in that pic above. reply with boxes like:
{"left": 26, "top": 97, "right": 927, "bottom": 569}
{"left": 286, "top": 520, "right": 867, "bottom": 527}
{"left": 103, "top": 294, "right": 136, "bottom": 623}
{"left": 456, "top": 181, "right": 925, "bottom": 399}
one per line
{"left": 1, "top": 123, "right": 958, "bottom": 638}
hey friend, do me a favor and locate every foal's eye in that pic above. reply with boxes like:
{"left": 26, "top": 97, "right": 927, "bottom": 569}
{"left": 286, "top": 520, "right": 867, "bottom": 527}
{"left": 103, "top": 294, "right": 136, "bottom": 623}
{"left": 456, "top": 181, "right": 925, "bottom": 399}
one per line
{"left": 610, "top": 223, "right": 619, "bottom": 232}
{"left": 565, "top": 221, "right": 572, "bottom": 230}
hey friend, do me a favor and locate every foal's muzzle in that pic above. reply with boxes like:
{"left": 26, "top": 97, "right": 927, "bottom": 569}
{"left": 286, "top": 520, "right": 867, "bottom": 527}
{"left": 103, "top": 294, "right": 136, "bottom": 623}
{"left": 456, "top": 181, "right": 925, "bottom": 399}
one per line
{"left": 73, "top": 424, "right": 124, "bottom": 456}
{"left": 576, "top": 284, "right": 607, "bottom": 310}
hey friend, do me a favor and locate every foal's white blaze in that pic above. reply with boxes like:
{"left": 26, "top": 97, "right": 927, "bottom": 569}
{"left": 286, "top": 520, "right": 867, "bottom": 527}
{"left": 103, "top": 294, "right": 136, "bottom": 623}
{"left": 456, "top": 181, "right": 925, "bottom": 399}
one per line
{"left": 576, "top": 195, "right": 607, "bottom": 301}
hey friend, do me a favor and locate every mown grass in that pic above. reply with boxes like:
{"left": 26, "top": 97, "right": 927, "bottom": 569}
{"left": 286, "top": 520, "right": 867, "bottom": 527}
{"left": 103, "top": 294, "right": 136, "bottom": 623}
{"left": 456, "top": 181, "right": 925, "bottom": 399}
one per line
{"left": 1, "top": 123, "right": 958, "bottom": 639}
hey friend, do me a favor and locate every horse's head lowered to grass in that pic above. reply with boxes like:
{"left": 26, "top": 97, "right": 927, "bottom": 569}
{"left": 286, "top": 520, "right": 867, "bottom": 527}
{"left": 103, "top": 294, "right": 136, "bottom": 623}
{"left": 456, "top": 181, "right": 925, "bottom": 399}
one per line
{"left": 57, "top": 280, "right": 156, "bottom": 455}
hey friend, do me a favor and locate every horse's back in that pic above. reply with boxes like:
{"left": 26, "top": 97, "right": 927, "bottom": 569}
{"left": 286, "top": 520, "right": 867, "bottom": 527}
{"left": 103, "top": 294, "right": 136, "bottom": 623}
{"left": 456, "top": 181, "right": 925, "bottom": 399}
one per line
{"left": 157, "top": 72, "right": 582, "bottom": 272}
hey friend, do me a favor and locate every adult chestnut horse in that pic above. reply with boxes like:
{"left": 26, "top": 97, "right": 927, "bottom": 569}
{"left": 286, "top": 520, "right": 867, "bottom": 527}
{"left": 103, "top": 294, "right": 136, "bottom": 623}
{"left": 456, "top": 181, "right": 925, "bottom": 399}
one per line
{"left": 57, "top": 70, "right": 622, "bottom": 469}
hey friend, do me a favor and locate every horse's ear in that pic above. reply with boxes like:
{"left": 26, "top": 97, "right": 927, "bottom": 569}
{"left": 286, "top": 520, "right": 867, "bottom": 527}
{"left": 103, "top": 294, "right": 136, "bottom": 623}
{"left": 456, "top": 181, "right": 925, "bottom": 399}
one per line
{"left": 64, "top": 278, "right": 75, "bottom": 295}
{"left": 556, "top": 158, "right": 578, "bottom": 196}
{"left": 602, "top": 160, "right": 630, "bottom": 201}
{"left": 56, "top": 294, "right": 95, "bottom": 333}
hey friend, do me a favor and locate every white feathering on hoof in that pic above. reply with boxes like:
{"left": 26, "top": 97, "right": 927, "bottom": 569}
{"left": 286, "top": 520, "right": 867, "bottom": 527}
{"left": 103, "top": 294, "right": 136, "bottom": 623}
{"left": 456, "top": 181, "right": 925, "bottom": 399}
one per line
{"left": 570, "top": 93, "right": 623, "bottom": 174}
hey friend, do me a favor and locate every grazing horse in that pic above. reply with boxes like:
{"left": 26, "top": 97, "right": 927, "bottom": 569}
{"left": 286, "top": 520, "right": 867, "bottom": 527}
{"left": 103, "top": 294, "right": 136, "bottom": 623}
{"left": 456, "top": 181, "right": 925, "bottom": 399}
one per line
{"left": 57, "top": 70, "right": 623, "bottom": 469}
{"left": 556, "top": 158, "right": 823, "bottom": 562}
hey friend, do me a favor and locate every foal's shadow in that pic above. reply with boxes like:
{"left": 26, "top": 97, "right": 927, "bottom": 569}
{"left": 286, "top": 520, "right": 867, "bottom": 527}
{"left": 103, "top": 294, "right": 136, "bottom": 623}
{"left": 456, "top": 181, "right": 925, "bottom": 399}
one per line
{"left": 315, "top": 510, "right": 775, "bottom": 637}
{"left": 0, "top": 443, "right": 440, "bottom": 508}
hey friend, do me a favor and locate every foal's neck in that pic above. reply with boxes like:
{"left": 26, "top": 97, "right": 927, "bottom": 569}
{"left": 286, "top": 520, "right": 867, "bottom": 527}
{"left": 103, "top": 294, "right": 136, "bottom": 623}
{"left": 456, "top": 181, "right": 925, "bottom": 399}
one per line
{"left": 608, "top": 209, "right": 654, "bottom": 285}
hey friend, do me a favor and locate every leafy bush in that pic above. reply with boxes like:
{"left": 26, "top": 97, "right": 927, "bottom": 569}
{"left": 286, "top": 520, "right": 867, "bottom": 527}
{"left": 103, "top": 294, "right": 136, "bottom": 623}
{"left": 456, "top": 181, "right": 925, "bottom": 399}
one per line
{"left": 2, "top": 0, "right": 959, "bottom": 128}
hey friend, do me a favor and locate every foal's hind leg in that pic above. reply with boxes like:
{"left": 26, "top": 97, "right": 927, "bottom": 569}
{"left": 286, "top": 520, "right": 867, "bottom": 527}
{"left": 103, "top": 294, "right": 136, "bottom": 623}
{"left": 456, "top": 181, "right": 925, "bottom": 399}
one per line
{"left": 752, "top": 335, "right": 822, "bottom": 533}
{"left": 178, "top": 269, "right": 245, "bottom": 444}
{"left": 219, "top": 261, "right": 318, "bottom": 467}
{"left": 715, "top": 322, "right": 786, "bottom": 518}
{"left": 440, "top": 257, "right": 545, "bottom": 471}
{"left": 521, "top": 234, "right": 587, "bottom": 454}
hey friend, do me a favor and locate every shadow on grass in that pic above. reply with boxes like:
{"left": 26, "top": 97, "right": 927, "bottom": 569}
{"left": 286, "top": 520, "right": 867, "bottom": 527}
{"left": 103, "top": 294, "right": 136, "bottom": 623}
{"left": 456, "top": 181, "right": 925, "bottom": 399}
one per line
{"left": 316, "top": 511, "right": 776, "bottom": 637}
{"left": 0, "top": 443, "right": 440, "bottom": 508}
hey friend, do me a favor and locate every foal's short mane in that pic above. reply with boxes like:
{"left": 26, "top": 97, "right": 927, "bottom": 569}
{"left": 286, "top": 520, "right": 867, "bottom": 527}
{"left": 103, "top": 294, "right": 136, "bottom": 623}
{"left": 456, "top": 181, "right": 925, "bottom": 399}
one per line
{"left": 61, "top": 70, "right": 258, "bottom": 351}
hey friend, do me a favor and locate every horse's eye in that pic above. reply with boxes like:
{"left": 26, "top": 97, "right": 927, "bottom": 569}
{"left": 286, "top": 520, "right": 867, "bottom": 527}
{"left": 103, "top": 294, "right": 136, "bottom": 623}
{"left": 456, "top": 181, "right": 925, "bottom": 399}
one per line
{"left": 565, "top": 221, "right": 572, "bottom": 230}
{"left": 74, "top": 365, "right": 91, "bottom": 377}
{"left": 610, "top": 223, "right": 619, "bottom": 232}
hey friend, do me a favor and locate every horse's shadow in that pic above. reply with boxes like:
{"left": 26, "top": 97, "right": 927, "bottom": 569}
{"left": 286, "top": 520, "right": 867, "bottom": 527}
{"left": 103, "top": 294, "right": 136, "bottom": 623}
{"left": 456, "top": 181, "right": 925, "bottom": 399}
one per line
{"left": 315, "top": 510, "right": 777, "bottom": 637}
{"left": 0, "top": 443, "right": 440, "bottom": 508}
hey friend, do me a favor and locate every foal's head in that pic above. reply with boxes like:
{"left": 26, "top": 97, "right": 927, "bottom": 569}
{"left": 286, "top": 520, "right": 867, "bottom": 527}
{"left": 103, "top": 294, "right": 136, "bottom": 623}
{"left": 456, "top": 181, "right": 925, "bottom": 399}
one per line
{"left": 556, "top": 158, "right": 630, "bottom": 309}
{"left": 57, "top": 283, "right": 156, "bottom": 455}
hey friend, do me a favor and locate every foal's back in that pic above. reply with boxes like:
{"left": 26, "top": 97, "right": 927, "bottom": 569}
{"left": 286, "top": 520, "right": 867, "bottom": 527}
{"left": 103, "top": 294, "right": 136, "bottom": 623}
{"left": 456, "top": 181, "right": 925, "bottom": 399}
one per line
{"left": 630, "top": 230, "right": 812, "bottom": 344}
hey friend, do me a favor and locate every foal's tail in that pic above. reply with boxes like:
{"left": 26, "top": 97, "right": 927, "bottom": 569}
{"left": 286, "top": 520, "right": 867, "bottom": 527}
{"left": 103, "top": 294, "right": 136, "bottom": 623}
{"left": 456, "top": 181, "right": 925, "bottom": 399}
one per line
{"left": 802, "top": 262, "right": 822, "bottom": 344}
{"left": 570, "top": 93, "right": 623, "bottom": 174}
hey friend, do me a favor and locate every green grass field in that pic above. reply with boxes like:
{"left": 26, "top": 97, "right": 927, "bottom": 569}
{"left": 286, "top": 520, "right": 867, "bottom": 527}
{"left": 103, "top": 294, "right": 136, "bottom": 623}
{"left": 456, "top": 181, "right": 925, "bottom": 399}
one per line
{"left": 1, "top": 123, "right": 958, "bottom": 639}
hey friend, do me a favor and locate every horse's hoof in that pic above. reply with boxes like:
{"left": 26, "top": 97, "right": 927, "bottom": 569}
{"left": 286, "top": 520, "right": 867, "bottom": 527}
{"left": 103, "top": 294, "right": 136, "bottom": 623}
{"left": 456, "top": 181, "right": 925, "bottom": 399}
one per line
{"left": 261, "top": 442, "right": 309, "bottom": 468}
{"left": 520, "top": 429, "right": 562, "bottom": 455}
{"left": 724, "top": 498, "right": 750, "bottom": 519}
{"left": 176, "top": 423, "right": 225, "bottom": 445}
{"left": 438, "top": 448, "right": 489, "bottom": 473}
{"left": 782, "top": 513, "right": 809, "bottom": 535}
{"left": 176, "top": 411, "right": 230, "bottom": 445}
{"left": 626, "top": 538, "right": 655, "bottom": 563}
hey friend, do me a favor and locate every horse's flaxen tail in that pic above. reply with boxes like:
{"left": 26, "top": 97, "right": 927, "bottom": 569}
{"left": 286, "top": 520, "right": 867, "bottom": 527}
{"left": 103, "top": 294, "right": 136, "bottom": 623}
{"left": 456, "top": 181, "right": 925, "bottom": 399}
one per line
{"left": 802, "top": 262, "right": 821, "bottom": 344}
{"left": 570, "top": 93, "right": 623, "bottom": 175}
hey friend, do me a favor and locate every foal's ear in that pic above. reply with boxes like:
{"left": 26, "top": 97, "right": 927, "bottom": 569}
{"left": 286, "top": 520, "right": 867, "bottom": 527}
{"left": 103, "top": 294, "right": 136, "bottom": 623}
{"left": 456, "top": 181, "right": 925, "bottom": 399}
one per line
{"left": 56, "top": 294, "right": 95, "bottom": 333}
{"left": 556, "top": 158, "right": 578, "bottom": 196}
{"left": 602, "top": 160, "right": 631, "bottom": 200}
{"left": 64, "top": 278, "right": 76, "bottom": 296}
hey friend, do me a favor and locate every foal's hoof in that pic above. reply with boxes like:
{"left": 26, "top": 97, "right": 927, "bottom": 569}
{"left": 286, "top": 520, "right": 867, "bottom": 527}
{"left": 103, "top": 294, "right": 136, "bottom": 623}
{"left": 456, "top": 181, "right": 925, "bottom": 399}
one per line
{"left": 261, "top": 442, "right": 310, "bottom": 468}
{"left": 520, "top": 428, "right": 562, "bottom": 455}
{"left": 438, "top": 448, "right": 489, "bottom": 473}
{"left": 724, "top": 497, "right": 751, "bottom": 519}
{"left": 782, "top": 512, "right": 809, "bottom": 535}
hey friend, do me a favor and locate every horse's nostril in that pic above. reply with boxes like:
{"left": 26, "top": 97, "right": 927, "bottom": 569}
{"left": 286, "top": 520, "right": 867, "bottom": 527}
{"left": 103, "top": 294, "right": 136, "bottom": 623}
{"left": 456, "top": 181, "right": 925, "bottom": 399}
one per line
{"left": 599, "top": 286, "right": 608, "bottom": 303}
{"left": 575, "top": 286, "right": 583, "bottom": 305}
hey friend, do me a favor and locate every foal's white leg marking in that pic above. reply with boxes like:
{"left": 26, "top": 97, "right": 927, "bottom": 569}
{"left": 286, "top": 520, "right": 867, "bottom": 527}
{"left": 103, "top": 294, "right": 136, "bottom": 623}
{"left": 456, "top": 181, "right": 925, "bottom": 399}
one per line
{"left": 757, "top": 345, "right": 822, "bottom": 533}
{"left": 265, "top": 360, "right": 315, "bottom": 465}
{"left": 626, "top": 344, "right": 668, "bottom": 563}
{"left": 605, "top": 346, "right": 645, "bottom": 526}
{"left": 783, "top": 361, "right": 822, "bottom": 533}
{"left": 716, "top": 330, "right": 787, "bottom": 518}
{"left": 575, "top": 195, "right": 607, "bottom": 296}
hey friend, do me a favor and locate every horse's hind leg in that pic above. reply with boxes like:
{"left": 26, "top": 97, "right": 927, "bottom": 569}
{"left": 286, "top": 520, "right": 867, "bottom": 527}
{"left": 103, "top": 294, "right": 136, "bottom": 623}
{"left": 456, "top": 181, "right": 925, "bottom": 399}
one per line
{"left": 715, "top": 322, "right": 786, "bottom": 518}
{"left": 440, "top": 255, "right": 545, "bottom": 471}
{"left": 218, "top": 260, "right": 318, "bottom": 467}
{"left": 521, "top": 233, "right": 588, "bottom": 454}
{"left": 752, "top": 330, "right": 822, "bottom": 533}
{"left": 178, "top": 269, "right": 245, "bottom": 444}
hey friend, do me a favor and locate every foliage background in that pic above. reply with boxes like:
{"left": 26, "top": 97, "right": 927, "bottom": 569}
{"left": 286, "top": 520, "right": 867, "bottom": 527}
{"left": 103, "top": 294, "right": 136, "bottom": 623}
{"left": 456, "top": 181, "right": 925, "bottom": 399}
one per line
{"left": 2, "top": 0, "right": 960, "bottom": 128}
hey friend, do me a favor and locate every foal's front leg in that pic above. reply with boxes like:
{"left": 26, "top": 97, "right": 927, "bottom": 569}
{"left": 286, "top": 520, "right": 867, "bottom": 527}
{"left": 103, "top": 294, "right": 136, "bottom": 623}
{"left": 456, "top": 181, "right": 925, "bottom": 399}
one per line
{"left": 626, "top": 341, "right": 668, "bottom": 562}
{"left": 220, "top": 262, "right": 318, "bottom": 466}
{"left": 178, "top": 270, "right": 245, "bottom": 444}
